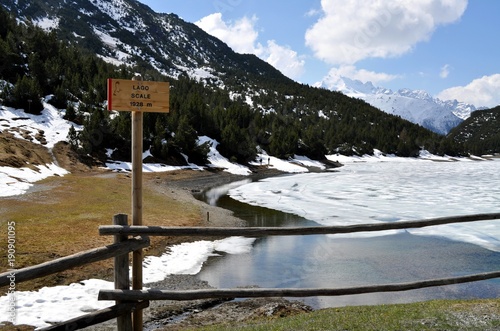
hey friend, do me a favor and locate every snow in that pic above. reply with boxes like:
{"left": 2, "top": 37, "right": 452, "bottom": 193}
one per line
{"left": 104, "top": 147, "right": 204, "bottom": 173}
{"left": 198, "top": 136, "right": 252, "bottom": 175}
{"left": 0, "top": 100, "right": 77, "bottom": 149}
{"left": 34, "top": 17, "right": 59, "bottom": 31}
{"left": 0, "top": 101, "right": 76, "bottom": 197}
{"left": 291, "top": 155, "right": 326, "bottom": 170}
{"left": 96, "top": 53, "right": 130, "bottom": 67}
{"left": 0, "top": 163, "right": 69, "bottom": 197}
{"left": 92, "top": 27, "right": 120, "bottom": 49}
{"left": 248, "top": 149, "right": 323, "bottom": 173}
{"left": 104, "top": 137, "right": 253, "bottom": 175}
{"left": 0, "top": 279, "right": 114, "bottom": 328}
{"left": 142, "top": 237, "right": 256, "bottom": 283}
{"left": 325, "top": 149, "right": 464, "bottom": 164}
{"left": 89, "top": 0, "right": 128, "bottom": 23}
{"left": 0, "top": 237, "right": 255, "bottom": 328}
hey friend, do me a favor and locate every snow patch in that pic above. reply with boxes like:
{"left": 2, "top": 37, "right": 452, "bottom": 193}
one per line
{"left": 0, "top": 237, "right": 255, "bottom": 328}
{"left": 198, "top": 136, "right": 252, "bottom": 175}
{"left": 34, "top": 16, "right": 60, "bottom": 31}
{"left": 0, "top": 163, "right": 69, "bottom": 197}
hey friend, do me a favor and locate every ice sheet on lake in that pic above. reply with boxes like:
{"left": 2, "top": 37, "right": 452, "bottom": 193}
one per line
{"left": 228, "top": 158, "right": 500, "bottom": 251}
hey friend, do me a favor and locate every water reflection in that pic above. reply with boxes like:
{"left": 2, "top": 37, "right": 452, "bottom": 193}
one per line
{"left": 197, "top": 178, "right": 318, "bottom": 228}
{"left": 200, "top": 179, "right": 251, "bottom": 206}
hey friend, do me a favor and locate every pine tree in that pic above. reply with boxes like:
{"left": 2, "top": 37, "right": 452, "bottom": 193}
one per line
{"left": 67, "top": 125, "right": 79, "bottom": 151}
{"left": 8, "top": 76, "right": 43, "bottom": 114}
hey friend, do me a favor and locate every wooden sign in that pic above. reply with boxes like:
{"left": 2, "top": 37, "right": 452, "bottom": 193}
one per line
{"left": 107, "top": 78, "right": 170, "bottom": 112}
{"left": 107, "top": 75, "right": 169, "bottom": 331}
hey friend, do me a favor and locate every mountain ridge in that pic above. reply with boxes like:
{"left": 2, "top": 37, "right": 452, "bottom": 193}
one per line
{"left": 3, "top": 0, "right": 290, "bottom": 88}
{"left": 317, "top": 75, "right": 480, "bottom": 135}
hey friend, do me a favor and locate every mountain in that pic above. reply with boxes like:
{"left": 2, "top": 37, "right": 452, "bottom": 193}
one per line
{"left": 1, "top": 0, "right": 290, "bottom": 89}
{"left": 318, "top": 76, "right": 479, "bottom": 135}
{"left": 448, "top": 106, "right": 500, "bottom": 155}
{"left": 1, "top": 0, "right": 455, "bottom": 162}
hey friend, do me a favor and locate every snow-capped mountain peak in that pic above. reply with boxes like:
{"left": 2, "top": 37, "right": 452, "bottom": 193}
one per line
{"left": 397, "top": 88, "right": 433, "bottom": 100}
{"left": 318, "top": 76, "right": 479, "bottom": 134}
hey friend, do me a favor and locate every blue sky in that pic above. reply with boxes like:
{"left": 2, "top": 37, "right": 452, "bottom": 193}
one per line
{"left": 138, "top": 0, "right": 500, "bottom": 108}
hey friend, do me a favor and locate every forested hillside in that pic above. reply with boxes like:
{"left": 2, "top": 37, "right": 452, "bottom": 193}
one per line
{"left": 447, "top": 106, "right": 500, "bottom": 155}
{"left": 0, "top": 5, "right": 466, "bottom": 166}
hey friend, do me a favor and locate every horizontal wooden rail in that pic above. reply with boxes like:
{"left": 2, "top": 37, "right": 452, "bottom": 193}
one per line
{"left": 38, "top": 301, "right": 149, "bottom": 331}
{"left": 99, "top": 270, "right": 500, "bottom": 301}
{"left": 99, "top": 213, "right": 500, "bottom": 237}
{"left": 0, "top": 237, "right": 149, "bottom": 287}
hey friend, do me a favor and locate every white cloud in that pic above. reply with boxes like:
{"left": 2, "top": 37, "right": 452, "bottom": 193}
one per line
{"left": 264, "top": 40, "right": 305, "bottom": 79}
{"left": 305, "top": 8, "right": 321, "bottom": 17}
{"left": 320, "top": 65, "right": 400, "bottom": 87}
{"left": 195, "top": 13, "right": 305, "bottom": 80}
{"left": 440, "top": 64, "right": 451, "bottom": 78}
{"left": 196, "top": 13, "right": 261, "bottom": 55}
{"left": 437, "top": 74, "right": 500, "bottom": 108}
{"left": 305, "top": 0, "right": 468, "bottom": 65}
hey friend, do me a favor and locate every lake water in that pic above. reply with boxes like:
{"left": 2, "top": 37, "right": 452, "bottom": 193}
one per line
{"left": 196, "top": 158, "right": 500, "bottom": 308}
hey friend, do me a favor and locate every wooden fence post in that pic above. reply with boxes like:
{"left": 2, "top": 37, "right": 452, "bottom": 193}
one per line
{"left": 114, "top": 214, "right": 132, "bottom": 331}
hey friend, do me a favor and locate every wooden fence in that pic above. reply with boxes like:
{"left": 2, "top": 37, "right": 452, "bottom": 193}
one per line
{"left": 98, "top": 212, "right": 500, "bottom": 305}
{"left": 2, "top": 212, "right": 500, "bottom": 330}
{"left": 0, "top": 215, "right": 150, "bottom": 331}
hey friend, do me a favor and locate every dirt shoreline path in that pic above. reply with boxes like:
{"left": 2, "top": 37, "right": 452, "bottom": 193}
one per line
{"left": 92, "top": 167, "right": 313, "bottom": 331}
{"left": 146, "top": 169, "right": 248, "bottom": 227}
{"left": 146, "top": 166, "right": 286, "bottom": 224}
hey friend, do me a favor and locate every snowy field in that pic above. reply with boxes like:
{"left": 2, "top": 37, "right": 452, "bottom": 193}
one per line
{"left": 0, "top": 101, "right": 72, "bottom": 197}
{"left": 0, "top": 237, "right": 255, "bottom": 328}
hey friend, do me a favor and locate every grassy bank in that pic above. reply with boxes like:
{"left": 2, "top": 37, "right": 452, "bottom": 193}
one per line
{"left": 0, "top": 171, "right": 203, "bottom": 292}
{"left": 188, "top": 298, "right": 500, "bottom": 331}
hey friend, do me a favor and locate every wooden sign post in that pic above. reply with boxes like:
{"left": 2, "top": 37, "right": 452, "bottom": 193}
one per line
{"left": 108, "top": 75, "right": 169, "bottom": 331}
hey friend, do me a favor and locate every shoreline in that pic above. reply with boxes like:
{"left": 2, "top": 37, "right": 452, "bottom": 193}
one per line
{"left": 125, "top": 167, "right": 312, "bottom": 330}
{"left": 145, "top": 166, "right": 288, "bottom": 229}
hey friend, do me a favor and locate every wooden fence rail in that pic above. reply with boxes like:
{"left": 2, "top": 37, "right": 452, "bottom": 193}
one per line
{"left": 99, "top": 212, "right": 500, "bottom": 237}
{"left": 99, "top": 270, "right": 500, "bottom": 301}
{"left": 38, "top": 301, "right": 149, "bottom": 331}
{"left": 0, "top": 237, "right": 149, "bottom": 287}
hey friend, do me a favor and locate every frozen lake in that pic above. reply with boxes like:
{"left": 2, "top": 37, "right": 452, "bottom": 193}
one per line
{"left": 197, "top": 158, "right": 500, "bottom": 308}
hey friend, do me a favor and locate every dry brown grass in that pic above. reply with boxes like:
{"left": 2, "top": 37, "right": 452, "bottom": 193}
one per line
{"left": 0, "top": 171, "right": 203, "bottom": 292}
{"left": 0, "top": 131, "right": 53, "bottom": 169}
